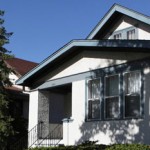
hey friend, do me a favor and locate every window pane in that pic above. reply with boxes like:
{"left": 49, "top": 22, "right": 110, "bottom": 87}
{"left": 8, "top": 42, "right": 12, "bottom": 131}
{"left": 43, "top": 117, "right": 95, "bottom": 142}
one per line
{"left": 88, "top": 79, "right": 100, "bottom": 120}
{"left": 124, "top": 71, "right": 141, "bottom": 118}
{"left": 88, "top": 100, "right": 100, "bottom": 119}
{"left": 125, "top": 95, "right": 140, "bottom": 117}
{"left": 106, "top": 75, "right": 119, "bottom": 96}
{"left": 114, "top": 33, "right": 122, "bottom": 39}
{"left": 92, "top": 79, "right": 100, "bottom": 99}
{"left": 88, "top": 80, "right": 92, "bottom": 99}
{"left": 127, "top": 29, "right": 135, "bottom": 39}
{"left": 105, "top": 97, "right": 119, "bottom": 119}
{"left": 88, "top": 79, "right": 100, "bottom": 99}
{"left": 124, "top": 72, "right": 140, "bottom": 94}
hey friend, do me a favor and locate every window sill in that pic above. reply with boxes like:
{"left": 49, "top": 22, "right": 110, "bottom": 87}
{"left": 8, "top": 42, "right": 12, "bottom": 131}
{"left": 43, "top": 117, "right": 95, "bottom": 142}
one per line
{"left": 85, "top": 116, "right": 144, "bottom": 122}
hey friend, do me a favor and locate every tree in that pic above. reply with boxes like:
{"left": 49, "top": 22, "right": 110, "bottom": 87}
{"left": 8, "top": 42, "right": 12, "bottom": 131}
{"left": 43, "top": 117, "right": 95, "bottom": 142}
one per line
{"left": 0, "top": 10, "right": 14, "bottom": 150}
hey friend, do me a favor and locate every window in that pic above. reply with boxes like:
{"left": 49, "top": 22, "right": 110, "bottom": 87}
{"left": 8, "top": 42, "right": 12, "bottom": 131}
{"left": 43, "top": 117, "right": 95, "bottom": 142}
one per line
{"left": 88, "top": 79, "right": 100, "bottom": 120}
{"left": 86, "top": 69, "right": 143, "bottom": 121}
{"left": 105, "top": 75, "right": 120, "bottom": 119}
{"left": 127, "top": 29, "right": 136, "bottom": 39}
{"left": 124, "top": 71, "right": 141, "bottom": 118}
{"left": 110, "top": 27, "right": 138, "bottom": 40}
{"left": 114, "top": 33, "right": 122, "bottom": 39}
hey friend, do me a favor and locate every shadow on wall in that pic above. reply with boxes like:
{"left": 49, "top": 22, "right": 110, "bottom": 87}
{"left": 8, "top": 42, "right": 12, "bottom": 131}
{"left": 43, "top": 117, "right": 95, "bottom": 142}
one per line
{"left": 76, "top": 119, "right": 146, "bottom": 145}
{"left": 75, "top": 57, "right": 150, "bottom": 145}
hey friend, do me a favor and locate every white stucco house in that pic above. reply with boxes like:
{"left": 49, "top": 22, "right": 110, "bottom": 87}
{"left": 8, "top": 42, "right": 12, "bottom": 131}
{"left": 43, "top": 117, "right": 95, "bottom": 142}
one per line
{"left": 16, "top": 4, "right": 150, "bottom": 148}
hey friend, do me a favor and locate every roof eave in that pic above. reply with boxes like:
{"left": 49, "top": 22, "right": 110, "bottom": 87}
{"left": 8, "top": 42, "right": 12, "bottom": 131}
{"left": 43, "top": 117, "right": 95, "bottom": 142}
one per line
{"left": 16, "top": 40, "right": 150, "bottom": 86}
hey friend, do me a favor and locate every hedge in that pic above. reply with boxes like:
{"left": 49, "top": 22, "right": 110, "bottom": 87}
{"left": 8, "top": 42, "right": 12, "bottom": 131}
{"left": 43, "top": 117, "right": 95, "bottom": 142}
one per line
{"left": 29, "top": 143, "right": 150, "bottom": 150}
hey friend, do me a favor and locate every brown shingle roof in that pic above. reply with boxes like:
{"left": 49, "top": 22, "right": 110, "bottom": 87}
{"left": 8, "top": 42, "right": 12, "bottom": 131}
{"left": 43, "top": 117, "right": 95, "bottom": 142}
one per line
{"left": 5, "top": 57, "right": 38, "bottom": 77}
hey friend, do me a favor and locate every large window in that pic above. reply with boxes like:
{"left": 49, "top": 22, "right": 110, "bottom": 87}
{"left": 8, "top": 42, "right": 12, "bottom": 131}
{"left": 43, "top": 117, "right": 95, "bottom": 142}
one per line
{"left": 124, "top": 71, "right": 141, "bottom": 118}
{"left": 88, "top": 79, "right": 100, "bottom": 120}
{"left": 87, "top": 70, "right": 142, "bottom": 121}
{"left": 105, "top": 75, "right": 120, "bottom": 119}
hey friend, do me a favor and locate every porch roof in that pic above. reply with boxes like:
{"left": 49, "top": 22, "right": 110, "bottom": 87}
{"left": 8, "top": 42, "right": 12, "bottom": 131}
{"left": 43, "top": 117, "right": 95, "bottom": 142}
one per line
{"left": 16, "top": 40, "right": 150, "bottom": 86}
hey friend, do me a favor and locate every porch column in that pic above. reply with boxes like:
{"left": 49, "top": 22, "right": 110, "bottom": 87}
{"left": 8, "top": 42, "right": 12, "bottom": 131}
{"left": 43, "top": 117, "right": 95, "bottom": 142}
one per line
{"left": 28, "top": 90, "right": 39, "bottom": 147}
{"left": 62, "top": 118, "right": 74, "bottom": 146}
{"left": 28, "top": 90, "right": 50, "bottom": 147}
{"left": 28, "top": 90, "right": 39, "bottom": 131}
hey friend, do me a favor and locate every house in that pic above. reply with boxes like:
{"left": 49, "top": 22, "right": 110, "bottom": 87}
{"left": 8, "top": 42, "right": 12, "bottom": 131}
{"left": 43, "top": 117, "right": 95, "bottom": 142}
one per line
{"left": 16, "top": 4, "right": 150, "bottom": 148}
{"left": 4, "top": 57, "right": 38, "bottom": 123}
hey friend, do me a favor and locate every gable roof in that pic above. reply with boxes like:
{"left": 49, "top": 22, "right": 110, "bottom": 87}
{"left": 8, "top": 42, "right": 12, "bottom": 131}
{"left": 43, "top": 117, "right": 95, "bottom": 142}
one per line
{"left": 5, "top": 57, "right": 38, "bottom": 77}
{"left": 87, "top": 4, "right": 150, "bottom": 39}
{"left": 16, "top": 4, "right": 150, "bottom": 86}
{"left": 16, "top": 40, "right": 150, "bottom": 85}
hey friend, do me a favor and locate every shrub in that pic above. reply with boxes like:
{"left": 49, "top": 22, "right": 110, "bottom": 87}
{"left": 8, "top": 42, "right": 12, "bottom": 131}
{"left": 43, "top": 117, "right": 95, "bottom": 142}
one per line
{"left": 29, "top": 143, "right": 150, "bottom": 150}
{"left": 105, "top": 144, "right": 150, "bottom": 150}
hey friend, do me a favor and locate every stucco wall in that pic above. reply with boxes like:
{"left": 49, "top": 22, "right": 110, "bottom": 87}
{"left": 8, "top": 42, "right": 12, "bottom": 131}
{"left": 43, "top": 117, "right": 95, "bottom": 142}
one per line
{"left": 62, "top": 66, "right": 150, "bottom": 145}
{"left": 49, "top": 51, "right": 150, "bottom": 80}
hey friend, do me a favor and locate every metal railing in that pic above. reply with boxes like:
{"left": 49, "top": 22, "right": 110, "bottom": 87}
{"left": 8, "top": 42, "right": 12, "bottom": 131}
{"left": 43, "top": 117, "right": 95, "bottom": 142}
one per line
{"left": 9, "top": 121, "right": 43, "bottom": 150}
{"left": 9, "top": 122, "right": 63, "bottom": 149}
{"left": 36, "top": 123, "right": 63, "bottom": 147}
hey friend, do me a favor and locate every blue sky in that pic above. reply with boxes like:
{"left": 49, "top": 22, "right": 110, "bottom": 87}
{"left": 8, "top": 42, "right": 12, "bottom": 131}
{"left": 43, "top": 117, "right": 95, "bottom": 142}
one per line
{"left": 1, "top": 0, "right": 150, "bottom": 63}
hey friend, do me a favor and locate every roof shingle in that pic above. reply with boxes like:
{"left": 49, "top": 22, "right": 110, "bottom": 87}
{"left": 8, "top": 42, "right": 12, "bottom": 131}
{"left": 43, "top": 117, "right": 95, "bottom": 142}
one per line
{"left": 5, "top": 57, "right": 38, "bottom": 77}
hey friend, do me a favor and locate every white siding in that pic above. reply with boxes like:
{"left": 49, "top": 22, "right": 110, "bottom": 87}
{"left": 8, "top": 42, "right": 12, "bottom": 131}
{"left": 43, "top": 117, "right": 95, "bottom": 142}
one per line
{"left": 9, "top": 72, "right": 22, "bottom": 89}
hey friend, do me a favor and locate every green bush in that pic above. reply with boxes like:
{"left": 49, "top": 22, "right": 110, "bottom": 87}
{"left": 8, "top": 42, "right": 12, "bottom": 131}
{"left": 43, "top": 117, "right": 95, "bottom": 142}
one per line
{"left": 29, "top": 143, "right": 150, "bottom": 150}
{"left": 106, "top": 144, "right": 150, "bottom": 150}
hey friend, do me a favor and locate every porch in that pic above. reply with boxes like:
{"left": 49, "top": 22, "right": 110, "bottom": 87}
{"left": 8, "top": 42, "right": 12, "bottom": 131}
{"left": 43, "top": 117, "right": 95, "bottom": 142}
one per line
{"left": 29, "top": 83, "right": 72, "bottom": 148}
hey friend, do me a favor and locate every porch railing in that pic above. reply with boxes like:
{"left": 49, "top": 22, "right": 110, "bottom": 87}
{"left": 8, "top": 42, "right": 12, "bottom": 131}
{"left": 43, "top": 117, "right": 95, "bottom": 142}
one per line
{"left": 36, "top": 123, "right": 63, "bottom": 147}
{"left": 9, "top": 121, "right": 43, "bottom": 150}
{"left": 9, "top": 122, "right": 63, "bottom": 149}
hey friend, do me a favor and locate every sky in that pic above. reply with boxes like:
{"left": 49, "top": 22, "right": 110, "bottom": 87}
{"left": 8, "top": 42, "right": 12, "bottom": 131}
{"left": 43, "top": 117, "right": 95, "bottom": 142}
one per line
{"left": 0, "top": 0, "right": 150, "bottom": 63}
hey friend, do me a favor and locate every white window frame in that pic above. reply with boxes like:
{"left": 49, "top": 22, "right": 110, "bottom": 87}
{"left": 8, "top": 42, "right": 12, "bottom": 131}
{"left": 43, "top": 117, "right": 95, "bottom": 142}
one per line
{"left": 123, "top": 70, "right": 142, "bottom": 119}
{"left": 87, "top": 78, "right": 101, "bottom": 120}
{"left": 104, "top": 74, "right": 121, "bottom": 120}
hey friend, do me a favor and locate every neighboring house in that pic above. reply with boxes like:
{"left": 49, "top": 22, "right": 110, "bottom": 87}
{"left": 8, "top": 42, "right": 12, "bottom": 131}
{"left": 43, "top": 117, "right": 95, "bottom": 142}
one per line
{"left": 16, "top": 4, "right": 150, "bottom": 148}
{"left": 5, "top": 57, "right": 38, "bottom": 120}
